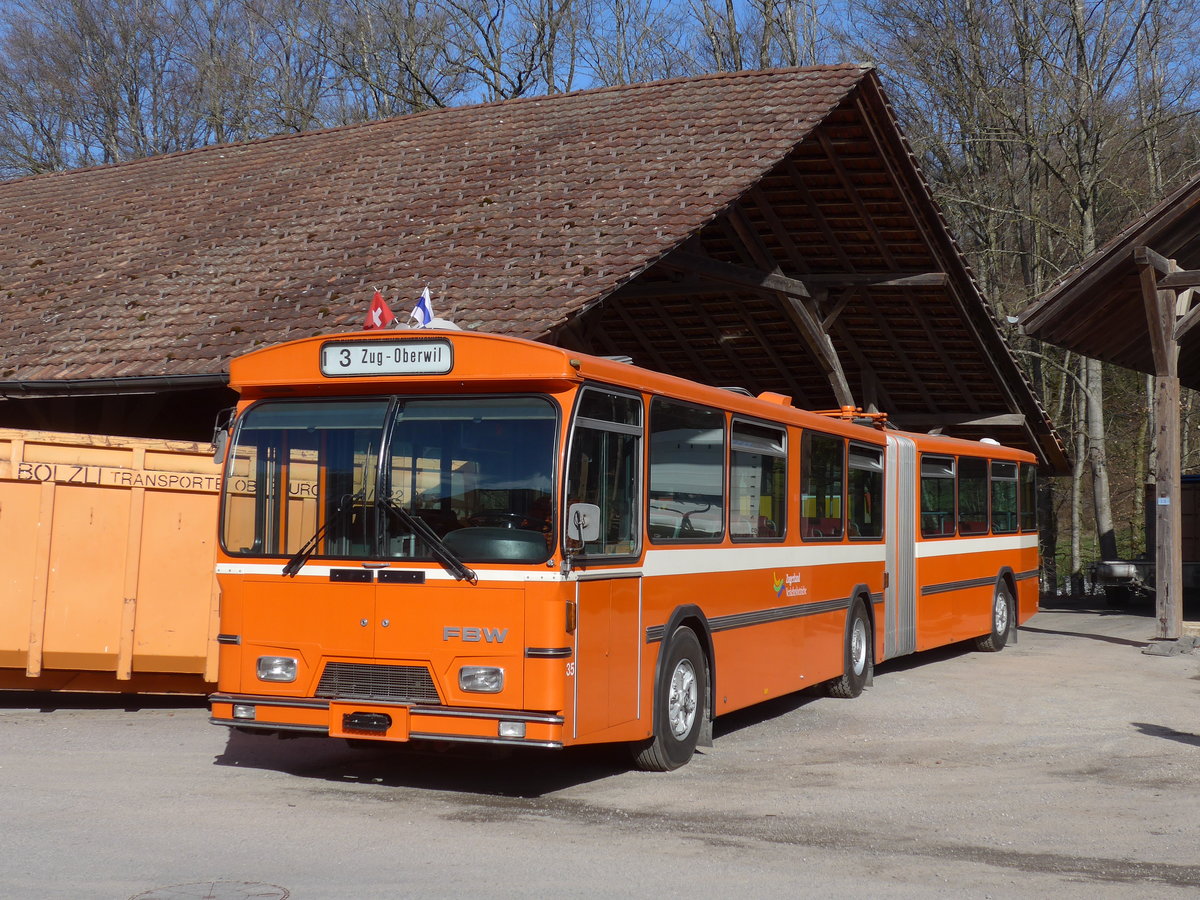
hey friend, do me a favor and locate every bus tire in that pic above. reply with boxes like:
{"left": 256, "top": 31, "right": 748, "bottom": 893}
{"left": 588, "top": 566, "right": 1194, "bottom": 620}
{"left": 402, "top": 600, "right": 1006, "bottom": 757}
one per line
{"left": 632, "top": 627, "right": 707, "bottom": 772}
{"left": 975, "top": 582, "right": 1013, "bottom": 652}
{"left": 828, "top": 599, "right": 871, "bottom": 699}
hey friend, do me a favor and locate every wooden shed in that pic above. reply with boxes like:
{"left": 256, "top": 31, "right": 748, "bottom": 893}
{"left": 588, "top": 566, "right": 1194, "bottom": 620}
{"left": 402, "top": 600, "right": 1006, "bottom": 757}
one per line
{"left": 1021, "top": 174, "right": 1200, "bottom": 637}
{"left": 0, "top": 65, "right": 1064, "bottom": 470}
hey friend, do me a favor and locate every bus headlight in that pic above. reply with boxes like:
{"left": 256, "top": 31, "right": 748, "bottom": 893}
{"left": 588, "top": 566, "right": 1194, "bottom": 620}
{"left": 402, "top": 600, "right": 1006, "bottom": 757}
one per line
{"left": 459, "top": 666, "right": 504, "bottom": 693}
{"left": 257, "top": 656, "right": 297, "bottom": 682}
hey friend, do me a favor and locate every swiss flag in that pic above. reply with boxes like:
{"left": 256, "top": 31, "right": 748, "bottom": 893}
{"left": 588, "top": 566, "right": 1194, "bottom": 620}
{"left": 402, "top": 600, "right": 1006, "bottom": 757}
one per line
{"left": 363, "top": 290, "right": 396, "bottom": 330}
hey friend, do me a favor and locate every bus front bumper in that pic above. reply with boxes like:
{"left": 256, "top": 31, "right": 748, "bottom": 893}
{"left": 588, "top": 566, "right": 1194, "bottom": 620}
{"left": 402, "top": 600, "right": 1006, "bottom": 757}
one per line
{"left": 209, "top": 694, "right": 564, "bottom": 748}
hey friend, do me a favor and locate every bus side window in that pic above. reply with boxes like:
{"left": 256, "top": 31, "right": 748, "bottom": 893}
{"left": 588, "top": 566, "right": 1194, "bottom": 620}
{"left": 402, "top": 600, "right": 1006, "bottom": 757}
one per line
{"left": 848, "top": 443, "right": 883, "bottom": 539}
{"left": 565, "top": 389, "right": 643, "bottom": 557}
{"left": 1019, "top": 463, "right": 1038, "bottom": 532}
{"left": 730, "top": 420, "right": 786, "bottom": 541}
{"left": 648, "top": 399, "right": 725, "bottom": 542}
{"left": 801, "top": 431, "right": 844, "bottom": 540}
{"left": 920, "top": 455, "right": 955, "bottom": 537}
{"left": 958, "top": 457, "right": 989, "bottom": 535}
{"left": 991, "top": 461, "right": 1019, "bottom": 534}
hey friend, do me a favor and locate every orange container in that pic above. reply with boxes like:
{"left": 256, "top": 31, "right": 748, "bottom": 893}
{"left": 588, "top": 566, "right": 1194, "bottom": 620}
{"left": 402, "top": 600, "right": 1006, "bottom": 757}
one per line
{"left": 0, "top": 427, "right": 221, "bottom": 693}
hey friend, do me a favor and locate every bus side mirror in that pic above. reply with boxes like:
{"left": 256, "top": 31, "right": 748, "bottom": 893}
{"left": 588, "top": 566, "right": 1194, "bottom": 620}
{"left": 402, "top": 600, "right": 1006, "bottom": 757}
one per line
{"left": 567, "top": 502, "right": 601, "bottom": 544}
{"left": 212, "top": 407, "right": 235, "bottom": 464}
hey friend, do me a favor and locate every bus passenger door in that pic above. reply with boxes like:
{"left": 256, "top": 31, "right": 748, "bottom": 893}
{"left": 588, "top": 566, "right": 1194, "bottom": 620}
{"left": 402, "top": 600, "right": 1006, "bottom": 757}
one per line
{"left": 885, "top": 434, "right": 917, "bottom": 658}
{"left": 574, "top": 573, "right": 642, "bottom": 739}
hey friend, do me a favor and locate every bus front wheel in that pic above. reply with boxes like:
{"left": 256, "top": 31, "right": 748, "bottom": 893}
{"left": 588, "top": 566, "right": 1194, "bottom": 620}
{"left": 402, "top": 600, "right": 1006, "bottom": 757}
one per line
{"left": 974, "top": 582, "right": 1013, "bottom": 652}
{"left": 632, "top": 626, "right": 708, "bottom": 772}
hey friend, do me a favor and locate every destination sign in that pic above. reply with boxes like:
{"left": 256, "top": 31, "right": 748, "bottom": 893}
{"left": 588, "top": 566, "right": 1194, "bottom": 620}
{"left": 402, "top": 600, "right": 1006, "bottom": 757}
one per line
{"left": 320, "top": 339, "right": 453, "bottom": 377}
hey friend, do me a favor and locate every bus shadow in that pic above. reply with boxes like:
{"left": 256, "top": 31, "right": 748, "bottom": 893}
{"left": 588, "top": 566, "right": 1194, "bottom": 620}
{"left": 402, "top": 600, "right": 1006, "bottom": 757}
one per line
{"left": 0, "top": 690, "right": 208, "bottom": 713}
{"left": 1038, "top": 597, "right": 1148, "bottom": 617}
{"left": 873, "top": 642, "right": 972, "bottom": 674}
{"left": 1018, "top": 624, "right": 1149, "bottom": 648}
{"left": 712, "top": 687, "right": 824, "bottom": 739}
{"left": 711, "top": 643, "right": 974, "bottom": 739}
{"left": 213, "top": 729, "right": 633, "bottom": 797}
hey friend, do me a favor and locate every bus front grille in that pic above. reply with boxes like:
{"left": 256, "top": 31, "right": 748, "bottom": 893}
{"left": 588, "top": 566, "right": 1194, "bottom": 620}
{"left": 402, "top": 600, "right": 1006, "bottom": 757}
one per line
{"left": 316, "top": 662, "right": 440, "bottom": 704}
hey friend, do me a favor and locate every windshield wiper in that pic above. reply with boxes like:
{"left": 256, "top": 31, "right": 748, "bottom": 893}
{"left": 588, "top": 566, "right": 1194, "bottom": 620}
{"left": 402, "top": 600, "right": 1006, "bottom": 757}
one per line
{"left": 377, "top": 497, "right": 478, "bottom": 585}
{"left": 282, "top": 492, "right": 359, "bottom": 577}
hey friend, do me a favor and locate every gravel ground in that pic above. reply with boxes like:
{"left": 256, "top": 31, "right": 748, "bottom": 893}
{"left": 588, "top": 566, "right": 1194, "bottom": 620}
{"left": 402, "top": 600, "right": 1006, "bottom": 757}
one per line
{"left": 2, "top": 597, "right": 1198, "bottom": 899}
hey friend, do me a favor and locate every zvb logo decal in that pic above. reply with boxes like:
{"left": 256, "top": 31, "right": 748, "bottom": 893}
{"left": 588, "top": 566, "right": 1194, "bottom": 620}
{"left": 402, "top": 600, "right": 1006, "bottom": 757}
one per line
{"left": 774, "top": 572, "right": 808, "bottom": 599}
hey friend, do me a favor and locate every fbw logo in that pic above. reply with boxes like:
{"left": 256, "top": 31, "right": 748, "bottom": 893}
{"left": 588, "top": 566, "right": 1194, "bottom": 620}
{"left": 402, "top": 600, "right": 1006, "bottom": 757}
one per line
{"left": 442, "top": 626, "right": 508, "bottom": 643}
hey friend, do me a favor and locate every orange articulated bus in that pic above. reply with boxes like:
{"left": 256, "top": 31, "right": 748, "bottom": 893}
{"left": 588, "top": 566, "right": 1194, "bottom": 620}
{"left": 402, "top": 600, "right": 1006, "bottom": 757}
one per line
{"left": 209, "top": 330, "right": 1039, "bottom": 770}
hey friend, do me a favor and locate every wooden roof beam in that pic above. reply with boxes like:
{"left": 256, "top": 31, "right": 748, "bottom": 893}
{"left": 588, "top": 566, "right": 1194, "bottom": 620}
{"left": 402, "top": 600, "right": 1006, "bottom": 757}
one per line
{"left": 1157, "top": 270, "right": 1200, "bottom": 289}
{"left": 662, "top": 250, "right": 854, "bottom": 407}
{"left": 783, "top": 161, "right": 856, "bottom": 271}
{"left": 608, "top": 302, "right": 674, "bottom": 372}
{"left": 700, "top": 214, "right": 857, "bottom": 408}
{"left": 1136, "top": 246, "right": 1176, "bottom": 376}
{"left": 1134, "top": 244, "right": 1174, "bottom": 277}
{"left": 687, "top": 296, "right": 805, "bottom": 399}
{"left": 865, "top": 302, "right": 939, "bottom": 409}
{"left": 1176, "top": 300, "right": 1200, "bottom": 342}
{"left": 746, "top": 184, "right": 812, "bottom": 275}
{"left": 815, "top": 128, "right": 898, "bottom": 268}
{"left": 804, "top": 272, "right": 949, "bottom": 288}
{"left": 665, "top": 251, "right": 811, "bottom": 298}
{"left": 896, "top": 412, "right": 1027, "bottom": 429}
{"left": 644, "top": 292, "right": 766, "bottom": 392}
{"left": 831, "top": 318, "right": 896, "bottom": 412}
{"left": 776, "top": 293, "right": 855, "bottom": 407}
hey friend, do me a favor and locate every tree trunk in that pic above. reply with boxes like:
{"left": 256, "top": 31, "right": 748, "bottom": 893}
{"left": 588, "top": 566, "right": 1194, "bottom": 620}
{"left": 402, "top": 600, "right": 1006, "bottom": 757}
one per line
{"left": 1086, "top": 357, "right": 1118, "bottom": 560}
{"left": 1071, "top": 372, "right": 1086, "bottom": 580}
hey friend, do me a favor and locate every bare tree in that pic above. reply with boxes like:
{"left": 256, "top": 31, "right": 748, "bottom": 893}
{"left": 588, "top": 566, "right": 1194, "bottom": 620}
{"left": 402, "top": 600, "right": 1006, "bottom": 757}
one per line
{"left": 578, "top": 0, "right": 691, "bottom": 86}
{"left": 847, "top": 0, "right": 1200, "bottom": 583}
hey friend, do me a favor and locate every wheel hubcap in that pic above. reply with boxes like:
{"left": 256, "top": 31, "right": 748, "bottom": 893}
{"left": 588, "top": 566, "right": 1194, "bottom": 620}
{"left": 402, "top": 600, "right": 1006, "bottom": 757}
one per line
{"left": 668, "top": 659, "right": 698, "bottom": 739}
{"left": 995, "top": 594, "right": 1010, "bottom": 634}
{"left": 850, "top": 617, "right": 868, "bottom": 676}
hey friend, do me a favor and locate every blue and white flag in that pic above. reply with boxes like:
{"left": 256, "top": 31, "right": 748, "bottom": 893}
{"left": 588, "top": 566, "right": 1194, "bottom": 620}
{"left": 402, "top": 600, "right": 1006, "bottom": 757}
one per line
{"left": 410, "top": 286, "right": 433, "bottom": 328}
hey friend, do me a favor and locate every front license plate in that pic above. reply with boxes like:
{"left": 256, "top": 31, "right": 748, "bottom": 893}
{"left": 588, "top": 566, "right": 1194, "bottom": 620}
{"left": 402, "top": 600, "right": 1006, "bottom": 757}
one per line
{"left": 328, "top": 702, "right": 410, "bottom": 741}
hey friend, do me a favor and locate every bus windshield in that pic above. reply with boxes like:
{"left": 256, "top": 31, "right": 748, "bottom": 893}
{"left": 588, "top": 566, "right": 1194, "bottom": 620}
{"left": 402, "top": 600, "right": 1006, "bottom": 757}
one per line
{"left": 221, "top": 396, "right": 558, "bottom": 565}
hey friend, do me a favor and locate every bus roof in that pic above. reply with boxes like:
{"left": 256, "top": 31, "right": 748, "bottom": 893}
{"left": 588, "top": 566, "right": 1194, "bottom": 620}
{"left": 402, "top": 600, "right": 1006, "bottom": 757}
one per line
{"left": 230, "top": 330, "right": 1036, "bottom": 462}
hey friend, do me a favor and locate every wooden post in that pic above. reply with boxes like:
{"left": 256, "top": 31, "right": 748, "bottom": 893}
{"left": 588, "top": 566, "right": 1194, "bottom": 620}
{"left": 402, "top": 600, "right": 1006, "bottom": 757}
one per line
{"left": 1153, "top": 373, "right": 1183, "bottom": 639}
{"left": 1137, "top": 246, "right": 1184, "bottom": 640}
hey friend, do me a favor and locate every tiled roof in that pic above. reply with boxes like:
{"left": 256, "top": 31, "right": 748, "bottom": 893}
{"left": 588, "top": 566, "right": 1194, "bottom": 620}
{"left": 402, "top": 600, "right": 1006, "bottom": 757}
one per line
{"left": 0, "top": 65, "right": 868, "bottom": 381}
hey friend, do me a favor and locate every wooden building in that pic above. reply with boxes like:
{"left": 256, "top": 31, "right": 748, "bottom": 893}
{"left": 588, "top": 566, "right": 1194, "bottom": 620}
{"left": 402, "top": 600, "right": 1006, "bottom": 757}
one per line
{"left": 0, "top": 65, "right": 1065, "bottom": 470}
{"left": 1021, "top": 175, "right": 1200, "bottom": 637}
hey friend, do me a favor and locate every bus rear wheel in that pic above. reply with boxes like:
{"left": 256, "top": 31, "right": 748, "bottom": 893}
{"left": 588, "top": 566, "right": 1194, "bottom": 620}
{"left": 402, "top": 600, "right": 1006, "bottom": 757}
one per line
{"left": 974, "top": 582, "right": 1013, "bottom": 652}
{"left": 828, "top": 599, "right": 871, "bottom": 699}
{"left": 632, "top": 626, "right": 708, "bottom": 772}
